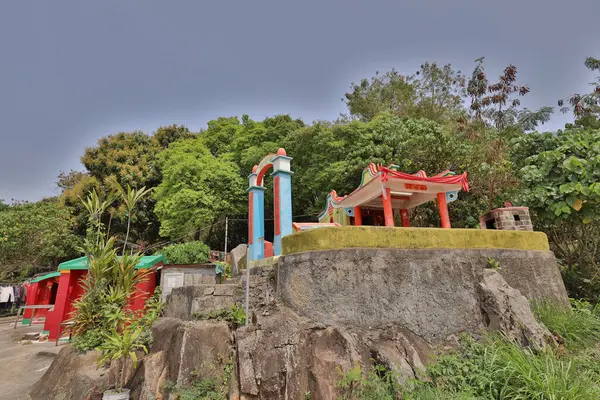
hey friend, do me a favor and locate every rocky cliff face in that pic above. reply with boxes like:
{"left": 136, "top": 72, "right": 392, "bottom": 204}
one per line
{"left": 31, "top": 247, "right": 568, "bottom": 400}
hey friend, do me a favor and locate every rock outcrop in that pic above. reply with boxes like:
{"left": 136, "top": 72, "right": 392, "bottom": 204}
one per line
{"left": 30, "top": 347, "right": 110, "bottom": 400}
{"left": 230, "top": 243, "right": 248, "bottom": 277}
{"left": 32, "top": 246, "right": 568, "bottom": 399}
{"left": 478, "top": 269, "right": 553, "bottom": 347}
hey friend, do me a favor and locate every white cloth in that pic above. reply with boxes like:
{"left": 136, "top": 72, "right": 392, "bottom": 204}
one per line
{"left": 0, "top": 286, "right": 15, "bottom": 303}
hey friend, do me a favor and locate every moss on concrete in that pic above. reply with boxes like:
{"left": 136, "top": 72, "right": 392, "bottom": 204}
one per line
{"left": 282, "top": 226, "right": 550, "bottom": 255}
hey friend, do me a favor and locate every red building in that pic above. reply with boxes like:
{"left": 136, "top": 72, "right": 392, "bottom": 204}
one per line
{"left": 41, "top": 255, "right": 164, "bottom": 340}
{"left": 22, "top": 272, "right": 60, "bottom": 325}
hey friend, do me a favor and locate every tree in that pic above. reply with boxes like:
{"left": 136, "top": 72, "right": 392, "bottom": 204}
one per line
{"left": 0, "top": 200, "right": 81, "bottom": 280}
{"left": 515, "top": 127, "right": 600, "bottom": 301}
{"left": 559, "top": 57, "right": 600, "bottom": 119}
{"left": 343, "top": 70, "right": 415, "bottom": 121}
{"left": 468, "top": 58, "right": 552, "bottom": 132}
{"left": 153, "top": 138, "right": 246, "bottom": 240}
{"left": 465, "top": 58, "right": 553, "bottom": 210}
{"left": 410, "top": 62, "right": 467, "bottom": 123}
{"left": 76, "top": 125, "right": 196, "bottom": 246}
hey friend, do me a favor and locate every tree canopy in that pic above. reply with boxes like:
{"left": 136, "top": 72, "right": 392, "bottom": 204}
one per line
{"left": 3, "top": 56, "right": 600, "bottom": 301}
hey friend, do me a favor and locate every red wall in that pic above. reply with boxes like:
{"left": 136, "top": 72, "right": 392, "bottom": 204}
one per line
{"left": 44, "top": 267, "right": 159, "bottom": 340}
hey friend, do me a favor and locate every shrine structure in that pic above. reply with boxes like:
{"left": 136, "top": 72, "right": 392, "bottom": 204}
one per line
{"left": 318, "top": 163, "right": 469, "bottom": 228}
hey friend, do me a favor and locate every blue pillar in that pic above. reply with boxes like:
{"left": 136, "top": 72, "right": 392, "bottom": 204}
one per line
{"left": 272, "top": 170, "right": 292, "bottom": 256}
{"left": 249, "top": 187, "right": 265, "bottom": 260}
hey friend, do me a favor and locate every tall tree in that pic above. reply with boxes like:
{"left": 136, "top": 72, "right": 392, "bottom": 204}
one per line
{"left": 0, "top": 199, "right": 80, "bottom": 280}
{"left": 343, "top": 70, "right": 415, "bottom": 122}
{"left": 465, "top": 58, "right": 552, "bottom": 209}
{"left": 153, "top": 138, "right": 246, "bottom": 240}
{"left": 410, "top": 62, "right": 467, "bottom": 122}
{"left": 559, "top": 57, "right": 600, "bottom": 119}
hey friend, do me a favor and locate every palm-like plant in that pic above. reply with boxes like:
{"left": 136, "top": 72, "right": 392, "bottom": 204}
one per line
{"left": 97, "top": 326, "right": 148, "bottom": 393}
{"left": 107, "top": 178, "right": 153, "bottom": 254}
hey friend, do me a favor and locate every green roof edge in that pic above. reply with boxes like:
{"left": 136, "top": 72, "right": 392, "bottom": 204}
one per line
{"left": 59, "top": 254, "right": 165, "bottom": 271}
{"left": 30, "top": 271, "right": 61, "bottom": 283}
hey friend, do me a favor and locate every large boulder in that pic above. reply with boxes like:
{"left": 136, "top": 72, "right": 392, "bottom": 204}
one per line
{"left": 230, "top": 243, "right": 248, "bottom": 277}
{"left": 30, "top": 346, "right": 110, "bottom": 400}
{"left": 478, "top": 269, "right": 553, "bottom": 347}
{"left": 235, "top": 308, "right": 430, "bottom": 400}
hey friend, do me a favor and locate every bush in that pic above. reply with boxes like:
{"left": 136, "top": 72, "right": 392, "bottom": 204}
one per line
{"left": 533, "top": 299, "right": 600, "bottom": 351}
{"left": 158, "top": 241, "right": 210, "bottom": 264}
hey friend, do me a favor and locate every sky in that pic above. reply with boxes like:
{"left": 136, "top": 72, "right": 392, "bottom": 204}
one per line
{"left": 0, "top": 0, "right": 599, "bottom": 202}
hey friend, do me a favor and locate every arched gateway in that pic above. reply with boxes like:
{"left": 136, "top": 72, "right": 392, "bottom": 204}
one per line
{"left": 248, "top": 148, "right": 292, "bottom": 260}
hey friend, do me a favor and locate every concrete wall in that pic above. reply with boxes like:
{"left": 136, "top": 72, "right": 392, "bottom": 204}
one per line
{"left": 277, "top": 248, "right": 568, "bottom": 343}
{"left": 163, "top": 284, "right": 241, "bottom": 320}
{"left": 282, "top": 226, "right": 550, "bottom": 256}
{"left": 161, "top": 267, "right": 215, "bottom": 302}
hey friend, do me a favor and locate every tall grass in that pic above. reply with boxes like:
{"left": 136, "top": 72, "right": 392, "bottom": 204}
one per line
{"left": 336, "top": 301, "right": 600, "bottom": 399}
{"left": 533, "top": 299, "right": 600, "bottom": 351}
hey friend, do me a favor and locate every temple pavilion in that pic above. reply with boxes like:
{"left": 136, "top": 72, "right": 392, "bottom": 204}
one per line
{"left": 318, "top": 163, "right": 469, "bottom": 228}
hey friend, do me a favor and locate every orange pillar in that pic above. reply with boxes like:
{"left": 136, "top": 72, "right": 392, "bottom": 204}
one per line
{"left": 437, "top": 192, "right": 451, "bottom": 228}
{"left": 400, "top": 209, "right": 410, "bottom": 227}
{"left": 354, "top": 206, "right": 362, "bottom": 226}
{"left": 382, "top": 188, "right": 394, "bottom": 227}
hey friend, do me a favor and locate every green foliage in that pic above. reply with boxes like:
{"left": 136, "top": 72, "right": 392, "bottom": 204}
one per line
{"left": 515, "top": 127, "right": 600, "bottom": 300}
{"left": 158, "top": 241, "right": 210, "bottom": 264}
{"left": 153, "top": 138, "right": 246, "bottom": 239}
{"left": 165, "top": 359, "right": 232, "bottom": 400}
{"left": 97, "top": 325, "right": 149, "bottom": 393}
{"left": 0, "top": 199, "right": 81, "bottom": 281}
{"left": 517, "top": 128, "right": 600, "bottom": 224}
{"left": 336, "top": 363, "right": 401, "bottom": 400}
{"left": 194, "top": 303, "right": 246, "bottom": 327}
{"left": 534, "top": 299, "right": 600, "bottom": 351}
{"left": 486, "top": 257, "right": 501, "bottom": 269}
{"left": 414, "top": 334, "right": 600, "bottom": 400}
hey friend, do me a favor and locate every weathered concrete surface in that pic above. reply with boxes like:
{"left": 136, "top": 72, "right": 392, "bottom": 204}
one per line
{"left": 277, "top": 248, "right": 568, "bottom": 343}
{"left": 0, "top": 318, "right": 61, "bottom": 400}
{"left": 164, "top": 284, "right": 242, "bottom": 320}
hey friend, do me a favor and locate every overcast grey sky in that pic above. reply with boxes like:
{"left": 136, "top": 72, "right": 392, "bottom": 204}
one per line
{"left": 1, "top": 0, "right": 598, "bottom": 202}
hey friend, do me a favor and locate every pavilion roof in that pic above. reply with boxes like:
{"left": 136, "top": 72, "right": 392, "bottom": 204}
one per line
{"left": 327, "top": 163, "right": 468, "bottom": 211}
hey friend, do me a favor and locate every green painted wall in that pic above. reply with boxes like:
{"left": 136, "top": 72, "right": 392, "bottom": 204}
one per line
{"left": 282, "top": 226, "right": 550, "bottom": 255}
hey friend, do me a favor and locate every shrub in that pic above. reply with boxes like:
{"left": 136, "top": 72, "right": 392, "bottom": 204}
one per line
{"left": 194, "top": 303, "right": 246, "bottom": 327}
{"left": 158, "top": 241, "right": 210, "bottom": 264}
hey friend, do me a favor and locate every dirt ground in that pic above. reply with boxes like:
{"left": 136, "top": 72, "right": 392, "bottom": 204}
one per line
{"left": 0, "top": 316, "right": 62, "bottom": 400}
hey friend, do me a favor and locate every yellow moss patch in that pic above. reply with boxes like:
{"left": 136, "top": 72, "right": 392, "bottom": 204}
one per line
{"left": 282, "top": 226, "right": 550, "bottom": 255}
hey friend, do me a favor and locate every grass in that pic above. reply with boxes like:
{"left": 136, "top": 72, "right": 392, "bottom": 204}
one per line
{"left": 533, "top": 299, "right": 600, "bottom": 351}
{"left": 337, "top": 299, "right": 600, "bottom": 400}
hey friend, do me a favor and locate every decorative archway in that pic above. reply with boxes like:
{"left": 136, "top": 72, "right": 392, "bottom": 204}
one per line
{"left": 248, "top": 148, "right": 293, "bottom": 260}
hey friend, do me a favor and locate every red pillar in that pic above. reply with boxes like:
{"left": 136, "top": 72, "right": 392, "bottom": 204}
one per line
{"left": 23, "top": 282, "right": 39, "bottom": 321}
{"left": 400, "top": 209, "right": 410, "bottom": 227}
{"left": 44, "top": 271, "right": 73, "bottom": 340}
{"left": 354, "top": 206, "right": 362, "bottom": 226}
{"left": 437, "top": 192, "right": 451, "bottom": 228}
{"left": 382, "top": 188, "right": 395, "bottom": 227}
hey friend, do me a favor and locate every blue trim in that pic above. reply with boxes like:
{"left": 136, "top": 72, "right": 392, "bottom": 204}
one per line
{"left": 446, "top": 191, "right": 459, "bottom": 203}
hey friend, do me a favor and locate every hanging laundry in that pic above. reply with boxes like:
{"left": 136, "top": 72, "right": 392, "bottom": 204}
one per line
{"left": 0, "top": 286, "right": 15, "bottom": 303}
